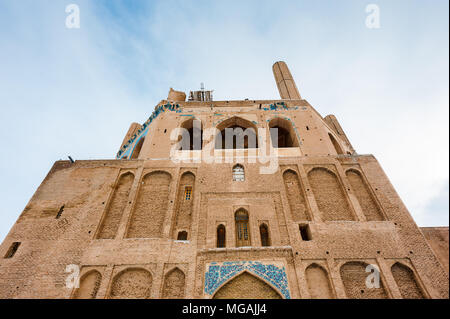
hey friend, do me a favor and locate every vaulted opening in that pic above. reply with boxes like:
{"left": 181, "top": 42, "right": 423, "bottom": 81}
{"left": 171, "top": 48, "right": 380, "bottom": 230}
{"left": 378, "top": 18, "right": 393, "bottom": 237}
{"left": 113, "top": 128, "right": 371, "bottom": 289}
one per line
{"left": 269, "top": 118, "right": 299, "bottom": 148}
{"left": 179, "top": 118, "right": 203, "bottom": 150}
{"left": 215, "top": 117, "right": 258, "bottom": 149}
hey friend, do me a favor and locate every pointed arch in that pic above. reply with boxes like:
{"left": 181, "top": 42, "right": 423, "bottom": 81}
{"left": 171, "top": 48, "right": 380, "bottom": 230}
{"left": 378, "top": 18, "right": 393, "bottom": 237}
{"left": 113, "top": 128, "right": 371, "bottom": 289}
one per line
{"left": 329, "top": 133, "right": 344, "bottom": 155}
{"left": 217, "top": 224, "right": 226, "bottom": 248}
{"left": 340, "top": 261, "right": 388, "bottom": 299}
{"left": 162, "top": 267, "right": 186, "bottom": 299}
{"left": 127, "top": 171, "right": 171, "bottom": 238}
{"left": 215, "top": 116, "right": 258, "bottom": 149}
{"left": 391, "top": 262, "right": 425, "bottom": 299}
{"left": 178, "top": 118, "right": 203, "bottom": 150}
{"left": 172, "top": 171, "right": 195, "bottom": 239}
{"left": 97, "top": 172, "right": 134, "bottom": 239}
{"left": 308, "top": 167, "right": 354, "bottom": 221}
{"left": 259, "top": 223, "right": 270, "bottom": 247}
{"left": 109, "top": 268, "right": 152, "bottom": 299}
{"left": 235, "top": 209, "right": 251, "bottom": 247}
{"left": 72, "top": 270, "right": 102, "bottom": 299}
{"left": 346, "top": 169, "right": 384, "bottom": 221}
{"left": 130, "top": 136, "right": 145, "bottom": 159}
{"left": 269, "top": 117, "right": 299, "bottom": 148}
{"left": 283, "top": 169, "right": 310, "bottom": 221}
{"left": 213, "top": 271, "right": 282, "bottom": 299}
{"left": 305, "top": 263, "right": 334, "bottom": 299}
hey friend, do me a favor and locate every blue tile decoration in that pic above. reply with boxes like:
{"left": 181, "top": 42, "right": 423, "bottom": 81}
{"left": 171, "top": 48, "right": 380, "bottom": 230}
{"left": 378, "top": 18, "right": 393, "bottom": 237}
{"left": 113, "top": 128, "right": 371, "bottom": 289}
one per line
{"left": 204, "top": 261, "right": 290, "bottom": 299}
{"left": 117, "top": 101, "right": 300, "bottom": 159}
{"left": 116, "top": 102, "right": 182, "bottom": 159}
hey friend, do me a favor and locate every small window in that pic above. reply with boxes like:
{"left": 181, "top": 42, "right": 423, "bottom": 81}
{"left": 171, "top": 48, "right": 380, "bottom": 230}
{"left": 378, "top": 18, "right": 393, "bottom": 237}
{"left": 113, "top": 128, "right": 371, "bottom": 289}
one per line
{"left": 4, "top": 242, "right": 21, "bottom": 258}
{"left": 260, "top": 224, "right": 270, "bottom": 247}
{"left": 184, "top": 187, "right": 192, "bottom": 200}
{"left": 56, "top": 205, "right": 65, "bottom": 219}
{"left": 177, "top": 231, "right": 188, "bottom": 240}
{"left": 232, "top": 164, "right": 245, "bottom": 182}
{"left": 217, "top": 225, "right": 226, "bottom": 248}
{"left": 299, "top": 224, "right": 312, "bottom": 241}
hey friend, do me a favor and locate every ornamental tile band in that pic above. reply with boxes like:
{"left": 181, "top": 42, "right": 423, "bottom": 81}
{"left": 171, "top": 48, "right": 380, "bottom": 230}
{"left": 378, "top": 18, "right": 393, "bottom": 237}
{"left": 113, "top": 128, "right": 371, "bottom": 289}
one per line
{"left": 204, "top": 261, "right": 291, "bottom": 299}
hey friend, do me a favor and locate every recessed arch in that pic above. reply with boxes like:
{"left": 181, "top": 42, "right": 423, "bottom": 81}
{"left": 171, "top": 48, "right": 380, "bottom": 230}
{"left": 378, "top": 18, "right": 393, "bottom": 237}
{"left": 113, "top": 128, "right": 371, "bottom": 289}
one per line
{"left": 130, "top": 136, "right": 145, "bottom": 159}
{"left": 172, "top": 171, "right": 195, "bottom": 239}
{"left": 127, "top": 171, "right": 172, "bottom": 238}
{"left": 269, "top": 117, "right": 299, "bottom": 148}
{"left": 162, "top": 267, "right": 186, "bottom": 299}
{"left": 72, "top": 270, "right": 102, "bottom": 299}
{"left": 178, "top": 118, "right": 203, "bottom": 150}
{"left": 340, "top": 261, "right": 388, "bottom": 299}
{"left": 329, "top": 133, "right": 344, "bottom": 155}
{"left": 215, "top": 116, "right": 258, "bottom": 149}
{"left": 391, "top": 262, "right": 425, "bottom": 299}
{"left": 109, "top": 267, "right": 152, "bottom": 299}
{"left": 346, "top": 169, "right": 384, "bottom": 221}
{"left": 97, "top": 172, "right": 134, "bottom": 239}
{"left": 235, "top": 208, "right": 251, "bottom": 247}
{"left": 212, "top": 271, "right": 283, "bottom": 299}
{"left": 282, "top": 169, "right": 310, "bottom": 221}
{"left": 305, "top": 263, "right": 334, "bottom": 299}
{"left": 308, "top": 167, "right": 354, "bottom": 221}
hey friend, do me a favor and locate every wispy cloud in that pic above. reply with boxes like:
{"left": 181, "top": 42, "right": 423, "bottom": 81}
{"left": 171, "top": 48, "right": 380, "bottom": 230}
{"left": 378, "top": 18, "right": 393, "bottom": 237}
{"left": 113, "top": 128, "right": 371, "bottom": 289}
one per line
{"left": 0, "top": 0, "right": 448, "bottom": 241}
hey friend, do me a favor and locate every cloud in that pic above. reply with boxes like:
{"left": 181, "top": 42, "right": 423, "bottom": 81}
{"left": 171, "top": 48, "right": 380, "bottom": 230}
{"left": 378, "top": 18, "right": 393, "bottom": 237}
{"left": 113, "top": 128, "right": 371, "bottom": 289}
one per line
{"left": 0, "top": 0, "right": 448, "bottom": 242}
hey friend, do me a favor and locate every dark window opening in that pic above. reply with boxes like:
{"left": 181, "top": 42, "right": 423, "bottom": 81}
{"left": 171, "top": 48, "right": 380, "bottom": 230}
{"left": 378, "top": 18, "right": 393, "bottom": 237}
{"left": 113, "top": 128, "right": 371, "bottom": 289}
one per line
{"left": 259, "top": 224, "right": 270, "bottom": 247}
{"left": 217, "top": 225, "right": 226, "bottom": 248}
{"left": 299, "top": 224, "right": 312, "bottom": 241}
{"left": 177, "top": 231, "right": 188, "bottom": 241}
{"left": 56, "top": 205, "right": 65, "bottom": 219}
{"left": 4, "top": 242, "right": 21, "bottom": 258}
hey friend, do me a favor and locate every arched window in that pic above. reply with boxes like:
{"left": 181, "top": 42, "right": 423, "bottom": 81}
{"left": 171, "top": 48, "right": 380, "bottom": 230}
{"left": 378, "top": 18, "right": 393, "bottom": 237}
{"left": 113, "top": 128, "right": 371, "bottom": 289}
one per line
{"left": 215, "top": 116, "right": 258, "bottom": 149}
{"left": 177, "top": 231, "right": 188, "bottom": 240}
{"left": 130, "top": 137, "right": 145, "bottom": 159}
{"left": 232, "top": 164, "right": 245, "bottom": 182}
{"left": 259, "top": 224, "right": 270, "bottom": 247}
{"left": 328, "top": 133, "right": 344, "bottom": 155}
{"left": 179, "top": 118, "right": 203, "bottom": 150}
{"left": 217, "top": 225, "right": 226, "bottom": 248}
{"left": 269, "top": 118, "right": 298, "bottom": 148}
{"left": 235, "top": 209, "right": 250, "bottom": 247}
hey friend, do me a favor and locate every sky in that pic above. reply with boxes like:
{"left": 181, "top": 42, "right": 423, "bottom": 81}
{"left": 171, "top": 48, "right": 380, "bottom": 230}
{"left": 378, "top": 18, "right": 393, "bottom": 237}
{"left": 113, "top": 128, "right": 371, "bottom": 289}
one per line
{"left": 0, "top": 0, "right": 448, "bottom": 242}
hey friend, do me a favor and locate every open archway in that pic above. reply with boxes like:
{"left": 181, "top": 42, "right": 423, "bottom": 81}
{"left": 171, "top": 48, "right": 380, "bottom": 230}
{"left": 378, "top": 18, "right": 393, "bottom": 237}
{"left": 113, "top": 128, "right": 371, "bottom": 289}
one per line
{"left": 213, "top": 271, "right": 282, "bottom": 299}
{"left": 178, "top": 118, "right": 203, "bottom": 150}
{"left": 215, "top": 116, "right": 258, "bottom": 149}
{"left": 269, "top": 118, "right": 299, "bottom": 148}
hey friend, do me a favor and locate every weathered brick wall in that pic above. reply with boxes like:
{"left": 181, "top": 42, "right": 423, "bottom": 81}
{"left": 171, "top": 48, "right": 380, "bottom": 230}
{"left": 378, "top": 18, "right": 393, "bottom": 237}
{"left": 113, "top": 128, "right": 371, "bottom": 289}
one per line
{"left": 0, "top": 99, "right": 448, "bottom": 299}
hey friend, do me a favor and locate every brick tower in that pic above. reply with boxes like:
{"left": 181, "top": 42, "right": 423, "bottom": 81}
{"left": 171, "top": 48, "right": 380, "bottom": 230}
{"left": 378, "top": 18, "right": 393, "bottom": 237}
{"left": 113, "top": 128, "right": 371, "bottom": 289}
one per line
{"left": 0, "top": 62, "right": 448, "bottom": 299}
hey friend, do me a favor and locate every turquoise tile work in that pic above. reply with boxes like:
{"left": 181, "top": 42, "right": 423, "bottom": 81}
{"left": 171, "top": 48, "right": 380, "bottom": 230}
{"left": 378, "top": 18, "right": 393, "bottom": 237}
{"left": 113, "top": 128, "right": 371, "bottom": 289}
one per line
{"left": 204, "top": 261, "right": 290, "bottom": 299}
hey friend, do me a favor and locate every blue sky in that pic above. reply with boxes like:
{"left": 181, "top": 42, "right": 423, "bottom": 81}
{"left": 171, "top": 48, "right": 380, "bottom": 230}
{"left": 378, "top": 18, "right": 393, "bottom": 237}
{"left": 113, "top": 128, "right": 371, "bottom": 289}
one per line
{"left": 0, "top": 0, "right": 448, "bottom": 241}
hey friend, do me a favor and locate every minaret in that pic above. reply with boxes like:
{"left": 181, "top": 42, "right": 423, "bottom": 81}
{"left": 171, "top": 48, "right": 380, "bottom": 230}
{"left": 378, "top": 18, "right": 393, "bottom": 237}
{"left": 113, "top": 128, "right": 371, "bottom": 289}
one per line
{"left": 272, "top": 61, "right": 301, "bottom": 100}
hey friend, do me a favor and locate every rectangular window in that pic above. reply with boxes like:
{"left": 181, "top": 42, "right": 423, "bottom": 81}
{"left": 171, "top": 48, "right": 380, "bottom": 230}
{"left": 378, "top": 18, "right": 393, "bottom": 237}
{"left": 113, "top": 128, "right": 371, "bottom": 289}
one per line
{"left": 4, "top": 242, "right": 21, "bottom": 259}
{"left": 185, "top": 187, "right": 192, "bottom": 200}
{"left": 299, "top": 224, "right": 312, "bottom": 241}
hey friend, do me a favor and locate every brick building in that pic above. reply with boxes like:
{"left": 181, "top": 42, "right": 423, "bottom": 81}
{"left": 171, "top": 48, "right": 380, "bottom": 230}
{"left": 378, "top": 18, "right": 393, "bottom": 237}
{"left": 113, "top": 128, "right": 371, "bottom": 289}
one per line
{"left": 0, "top": 61, "right": 448, "bottom": 299}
